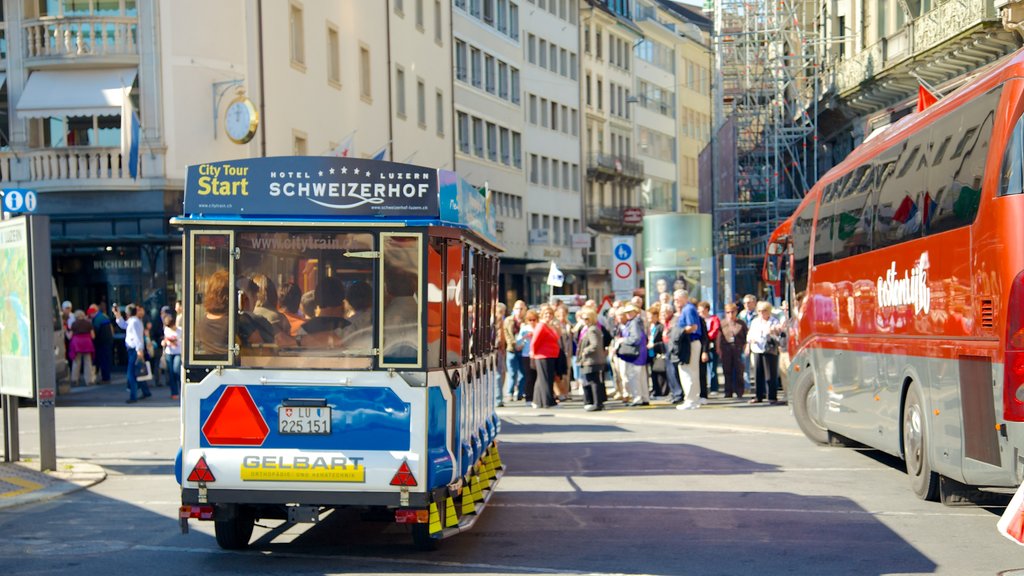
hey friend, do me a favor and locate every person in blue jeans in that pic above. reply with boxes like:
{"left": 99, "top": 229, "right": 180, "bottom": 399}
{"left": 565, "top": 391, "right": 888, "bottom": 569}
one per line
{"left": 115, "top": 303, "right": 151, "bottom": 403}
{"left": 503, "top": 300, "right": 527, "bottom": 401}
{"left": 161, "top": 312, "right": 182, "bottom": 400}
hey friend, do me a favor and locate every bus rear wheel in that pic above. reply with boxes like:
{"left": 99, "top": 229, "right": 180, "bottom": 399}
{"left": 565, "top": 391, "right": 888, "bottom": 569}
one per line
{"left": 903, "top": 384, "right": 939, "bottom": 501}
{"left": 215, "top": 505, "right": 255, "bottom": 550}
{"left": 792, "top": 372, "right": 828, "bottom": 445}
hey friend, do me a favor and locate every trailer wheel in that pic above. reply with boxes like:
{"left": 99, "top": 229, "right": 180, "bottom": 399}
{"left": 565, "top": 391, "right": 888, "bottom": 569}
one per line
{"left": 411, "top": 524, "right": 439, "bottom": 551}
{"left": 215, "top": 505, "right": 255, "bottom": 550}
{"left": 903, "top": 383, "right": 939, "bottom": 501}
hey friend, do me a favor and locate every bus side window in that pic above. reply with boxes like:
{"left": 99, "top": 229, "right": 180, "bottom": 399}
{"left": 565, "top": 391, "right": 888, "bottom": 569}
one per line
{"left": 791, "top": 200, "right": 815, "bottom": 294}
{"left": 445, "top": 240, "right": 464, "bottom": 366}
{"left": 927, "top": 87, "right": 1000, "bottom": 234}
{"left": 427, "top": 238, "right": 444, "bottom": 368}
{"left": 999, "top": 111, "right": 1024, "bottom": 197}
{"left": 381, "top": 234, "right": 422, "bottom": 366}
{"left": 190, "top": 233, "right": 232, "bottom": 364}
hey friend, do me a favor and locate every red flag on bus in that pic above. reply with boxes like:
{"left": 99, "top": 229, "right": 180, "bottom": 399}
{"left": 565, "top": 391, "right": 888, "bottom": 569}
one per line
{"left": 917, "top": 84, "right": 938, "bottom": 112}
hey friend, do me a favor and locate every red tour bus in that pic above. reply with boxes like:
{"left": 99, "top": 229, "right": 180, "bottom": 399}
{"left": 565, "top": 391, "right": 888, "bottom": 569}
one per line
{"left": 765, "top": 48, "right": 1024, "bottom": 502}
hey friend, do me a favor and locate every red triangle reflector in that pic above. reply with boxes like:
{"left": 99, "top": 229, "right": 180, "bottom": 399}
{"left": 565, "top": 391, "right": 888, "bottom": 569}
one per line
{"left": 202, "top": 386, "right": 269, "bottom": 446}
{"left": 390, "top": 460, "right": 417, "bottom": 486}
{"left": 187, "top": 456, "right": 216, "bottom": 482}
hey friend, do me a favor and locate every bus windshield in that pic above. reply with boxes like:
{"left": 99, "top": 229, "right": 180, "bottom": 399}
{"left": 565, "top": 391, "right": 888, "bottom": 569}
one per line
{"left": 194, "top": 230, "right": 384, "bottom": 370}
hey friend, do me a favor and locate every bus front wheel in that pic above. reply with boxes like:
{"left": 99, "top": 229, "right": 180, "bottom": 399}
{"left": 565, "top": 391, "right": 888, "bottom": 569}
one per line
{"left": 903, "top": 384, "right": 940, "bottom": 501}
{"left": 792, "top": 372, "right": 828, "bottom": 445}
{"left": 215, "top": 505, "right": 255, "bottom": 550}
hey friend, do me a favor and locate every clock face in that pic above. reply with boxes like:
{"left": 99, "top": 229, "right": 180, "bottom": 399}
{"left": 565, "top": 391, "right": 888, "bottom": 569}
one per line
{"left": 225, "top": 98, "right": 258, "bottom": 144}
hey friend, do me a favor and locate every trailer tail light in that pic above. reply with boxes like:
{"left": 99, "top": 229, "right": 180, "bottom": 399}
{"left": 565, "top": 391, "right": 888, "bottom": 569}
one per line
{"left": 390, "top": 460, "right": 417, "bottom": 487}
{"left": 179, "top": 505, "right": 214, "bottom": 520}
{"left": 186, "top": 456, "right": 216, "bottom": 483}
{"left": 1005, "top": 270, "right": 1024, "bottom": 422}
{"left": 202, "top": 386, "right": 269, "bottom": 446}
{"left": 394, "top": 509, "right": 429, "bottom": 524}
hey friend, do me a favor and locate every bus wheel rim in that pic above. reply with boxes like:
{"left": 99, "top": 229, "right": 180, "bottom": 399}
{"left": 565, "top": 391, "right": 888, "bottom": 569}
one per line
{"left": 904, "top": 401, "right": 923, "bottom": 475}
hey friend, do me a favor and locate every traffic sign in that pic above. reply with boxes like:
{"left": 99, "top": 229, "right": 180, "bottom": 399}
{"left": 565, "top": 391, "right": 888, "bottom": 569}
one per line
{"left": 2, "top": 189, "right": 38, "bottom": 213}
{"left": 611, "top": 236, "right": 636, "bottom": 293}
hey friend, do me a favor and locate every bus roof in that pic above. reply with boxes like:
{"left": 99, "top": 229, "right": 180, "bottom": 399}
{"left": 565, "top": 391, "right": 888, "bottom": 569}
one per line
{"left": 176, "top": 156, "right": 501, "bottom": 251}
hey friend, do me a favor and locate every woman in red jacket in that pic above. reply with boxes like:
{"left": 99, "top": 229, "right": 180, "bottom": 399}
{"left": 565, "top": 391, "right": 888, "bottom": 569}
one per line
{"left": 530, "top": 305, "right": 561, "bottom": 408}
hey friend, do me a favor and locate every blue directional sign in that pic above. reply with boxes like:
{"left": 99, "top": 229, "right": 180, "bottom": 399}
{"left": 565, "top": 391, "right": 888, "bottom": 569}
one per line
{"left": 614, "top": 242, "right": 632, "bottom": 261}
{"left": 1, "top": 189, "right": 38, "bottom": 214}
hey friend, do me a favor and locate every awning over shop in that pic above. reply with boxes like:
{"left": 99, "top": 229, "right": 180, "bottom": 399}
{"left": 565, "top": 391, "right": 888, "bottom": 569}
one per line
{"left": 17, "top": 68, "right": 137, "bottom": 119}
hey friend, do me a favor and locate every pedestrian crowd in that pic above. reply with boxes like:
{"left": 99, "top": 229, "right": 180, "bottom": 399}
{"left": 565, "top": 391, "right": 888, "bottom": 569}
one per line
{"left": 493, "top": 292, "right": 788, "bottom": 411}
{"left": 60, "top": 299, "right": 183, "bottom": 404}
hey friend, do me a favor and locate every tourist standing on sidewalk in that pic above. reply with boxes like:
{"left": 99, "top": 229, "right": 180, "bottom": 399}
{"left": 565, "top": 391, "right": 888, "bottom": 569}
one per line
{"left": 698, "top": 301, "right": 721, "bottom": 397}
{"left": 161, "top": 313, "right": 182, "bottom": 400}
{"left": 738, "top": 294, "right": 758, "bottom": 393}
{"left": 576, "top": 307, "right": 606, "bottom": 411}
{"left": 503, "top": 300, "right": 526, "bottom": 402}
{"left": 618, "top": 303, "right": 649, "bottom": 406}
{"left": 530, "top": 306, "right": 561, "bottom": 408}
{"left": 493, "top": 302, "right": 507, "bottom": 406}
{"left": 90, "top": 304, "right": 114, "bottom": 383}
{"left": 68, "top": 310, "right": 96, "bottom": 387}
{"left": 552, "top": 305, "right": 573, "bottom": 401}
{"left": 517, "top": 309, "right": 538, "bottom": 403}
{"left": 746, "top": 301, "right": 783, "bottom": 404}
{"left": 115, "top": 303, "right": 151, "bottom": 403}
{"left": 647, "top": 304, "right": 667, "bottom": 398}
{"left": 674, "top": 290, "right": 703, "bottom": 410}
{"left": 661, "top": 305, "right": 684, "bottom": 404}
{"left": 717, "top": 303, "right": 748, "bottom": 398}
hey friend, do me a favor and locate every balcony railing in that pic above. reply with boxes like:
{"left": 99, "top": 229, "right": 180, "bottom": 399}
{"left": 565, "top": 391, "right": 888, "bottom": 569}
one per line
{"left": 24, "top": 15, "right": 138, "bottom": 60}
{"left": 586, "top": 153, "right": 644, "bottom": 183}
{"left": 25, "top": 147, "right": 137, "bottom": 182}
{"left": 585, "top": 205, "right": 644, "bottom": 234}
{"left": 832, "top": 0, "right": 997, "bottom": 95}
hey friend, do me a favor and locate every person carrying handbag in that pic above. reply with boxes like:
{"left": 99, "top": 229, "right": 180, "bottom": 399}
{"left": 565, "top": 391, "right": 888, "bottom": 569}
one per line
{"left": 745, "top": 301, "right": 783, "bottom": 405}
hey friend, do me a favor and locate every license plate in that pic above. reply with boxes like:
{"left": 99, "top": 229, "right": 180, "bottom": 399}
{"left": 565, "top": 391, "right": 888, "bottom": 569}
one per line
{"left": 279, "top": 406, "right": 332, "bottom": 435}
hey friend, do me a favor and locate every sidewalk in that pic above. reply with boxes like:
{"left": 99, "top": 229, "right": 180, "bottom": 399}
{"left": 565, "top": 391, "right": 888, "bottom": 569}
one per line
{"left": 0, "top": 458, "right": 106, "bottom": 510}
{"left": 0, "top": 365, "right": 173, "bottom": 509}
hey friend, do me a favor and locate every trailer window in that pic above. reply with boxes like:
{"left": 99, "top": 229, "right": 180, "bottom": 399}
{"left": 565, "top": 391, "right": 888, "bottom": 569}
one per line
{"left": 381, "top": 233, "right": 422, "bottom": 367}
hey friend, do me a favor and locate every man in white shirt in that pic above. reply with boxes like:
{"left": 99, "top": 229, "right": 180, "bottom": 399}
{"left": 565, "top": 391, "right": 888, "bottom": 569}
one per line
{"left": 115, "top": 304, "right": 151, "bottom": 403}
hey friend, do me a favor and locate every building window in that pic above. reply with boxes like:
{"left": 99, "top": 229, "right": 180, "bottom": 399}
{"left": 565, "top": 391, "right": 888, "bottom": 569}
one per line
{"left": 416, "top": 0, "right": 424, "bottom": 29}
{"left": 417, "top": 79, "right": 426, "bottom": 128}
{"left": 510, "top": 68, "right": 520, "bottom": 104}
{"left": 483, "top": 0, "right": 495, "bottom": 23}
{"left": 529, "top": 94, "right": 537, "bottom": 124}
{"left": 512, "top": 132, "right": 522, "bottom": 167}
{"left": 455, "top": 40, "right": 467, "bottom": 82}
{"left": 485, "top": 54, "right": 496, "bottom": 93}
{"left": 434, "top": 0, "right": 443, "bottom": 43}
{"left": 486, "top": 122, "right": 497, "bottom": 162}
{"left": 360, "top": 45, "right": 372, "bottom": 100}
{"left": 327, "top": 24, "right": 341, "bottom": 87}
{"left": 509, "top": 3, "right": 519, "bottom": 40}
{"left": 396, "top": 0, "right": 404, "bottom": 14}
{"left": 292, "top": 130, "right": 308, "bottom": 155}
{"left": 396, "top": 66, "right": 406, "bottom": 118}
{"left": 528, "top": 34, "right": 536, "bottom": 64}
{"left": 436, "top": 90, "right": 445, "bottom": 136}
{"left": 472, "top": 117, "right": 484, "bottom": 157}
{"left": 471, "top": 47, "right": 482, "bottom": 88}
{"left": 500, "top": 127, "right": 510, "bottom": 164}
{"left": 498, "top": 61, "right": 508, "bottom": 99}
{"left": 458, "top": 111, "right": 470, "bottom": 153}
{"left": 289, "top": 2, "right": 305, "bottom": 68}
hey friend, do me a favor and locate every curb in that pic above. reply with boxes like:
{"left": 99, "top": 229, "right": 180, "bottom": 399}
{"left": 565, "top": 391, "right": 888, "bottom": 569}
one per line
{"left": 0, "top": 458, "right": 107, "bottom": 510}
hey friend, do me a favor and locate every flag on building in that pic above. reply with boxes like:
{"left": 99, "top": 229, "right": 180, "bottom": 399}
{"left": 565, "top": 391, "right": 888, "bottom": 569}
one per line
{"left": 120, "top": 91, "right": 140, "bottom": 179}
{"left": 547, "top": 261, "right": 564, "bottom": 288}
{"left": 917, "top": 83, "right": 938, "bottom": 112}
{"left": 371, "top": 144, "right": 388, "bottom": 161}
{"left": 329, "top": 131, "right": 355, "bottom": 157}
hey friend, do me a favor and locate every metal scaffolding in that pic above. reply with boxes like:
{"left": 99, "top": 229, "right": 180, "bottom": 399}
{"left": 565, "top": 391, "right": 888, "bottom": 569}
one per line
{"left": 711, "top": 0, "right": 819, "bottom": 295}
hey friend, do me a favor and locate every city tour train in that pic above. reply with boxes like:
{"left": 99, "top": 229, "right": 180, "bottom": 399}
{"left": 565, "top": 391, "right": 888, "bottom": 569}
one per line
{"left": 174, "top": 156, "right": 504, "bottom": 549}
{"left": 764, "top": 47, "right": 1024, "bottom": 503}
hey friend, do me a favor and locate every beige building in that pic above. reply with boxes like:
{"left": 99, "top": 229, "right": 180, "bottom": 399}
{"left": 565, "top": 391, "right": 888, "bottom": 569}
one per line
{"left": 1, "top": 0, "right": 453, "bottom": 311}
